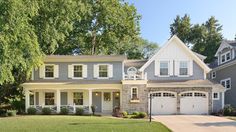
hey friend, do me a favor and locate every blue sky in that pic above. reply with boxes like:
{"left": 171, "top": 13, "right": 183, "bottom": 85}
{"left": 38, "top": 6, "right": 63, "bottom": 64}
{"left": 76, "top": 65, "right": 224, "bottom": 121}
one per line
{"left": 128, "top": 0, "right": 236, "bottom": 45}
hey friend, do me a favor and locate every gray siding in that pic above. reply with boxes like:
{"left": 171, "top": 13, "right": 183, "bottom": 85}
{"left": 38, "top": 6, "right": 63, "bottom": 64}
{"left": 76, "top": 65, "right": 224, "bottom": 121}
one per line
{"left": 212, "top": 92, "right": 223, "bottom": 113}
{"left": 144, "top": 61, "right": 204, "bottom": 80}
{"left": 34, "top": 62, "right": 123, "bottom": 81}
{"left": 211, "top": 64, "right": 236, "bottom": 107}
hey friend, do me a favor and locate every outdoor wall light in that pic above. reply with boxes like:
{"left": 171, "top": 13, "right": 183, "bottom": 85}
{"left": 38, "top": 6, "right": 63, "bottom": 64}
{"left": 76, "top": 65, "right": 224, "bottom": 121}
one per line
{"left": 116, "top": 92, "right": 120, "bottom": 96}
{"left": 95, "top": 92, "right": 99, "bottom": 96}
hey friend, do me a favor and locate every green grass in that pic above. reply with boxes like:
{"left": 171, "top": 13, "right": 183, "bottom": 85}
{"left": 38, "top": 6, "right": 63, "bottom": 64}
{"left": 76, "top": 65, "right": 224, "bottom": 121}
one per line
{"left": 0, "top": 115, "right": 171, "bottom": 132}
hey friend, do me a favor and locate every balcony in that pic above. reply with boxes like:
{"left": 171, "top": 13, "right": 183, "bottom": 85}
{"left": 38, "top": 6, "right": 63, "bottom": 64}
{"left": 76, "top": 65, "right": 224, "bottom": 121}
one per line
{"left": 123, "top": 72, "right": 147, "bottom": 80}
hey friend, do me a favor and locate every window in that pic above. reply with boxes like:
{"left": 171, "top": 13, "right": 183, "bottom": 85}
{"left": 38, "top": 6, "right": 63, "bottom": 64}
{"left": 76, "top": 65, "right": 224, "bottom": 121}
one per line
{"left": 194, "top": 92, "right": 206, "bottom": 97}
{"left": 179, "top": 61, "right": 188, "bottom": 76}
{"left": 211, "top": 71, "right": 216, "bottom": 79}
{"left": 73, "top": 92, "right": 83, "bottom": 105}
{"left": 221, "top": 54, "right": 226, "bottom": 63}
{"left": 160, "top": 61, "right": 169, "bottom": 76}
{"left": 226, "top": 52, "right": 231, "bottom": 61}
{"left": 152, "top": 93, "right": 161, "bottom": 97}
{"left": 221, "top": 78, "right": 231, "bottom": 89}
{"left": 99, "top": 65, "right": 108, "bottom": 78}
{"left": 104, "top": 92, "right": 111, "bottom": 101}
{"left": 45, "top": 93, "right": 54, "bottom": 105}
{"left": 73, "top": 65, "right": 83, "bottom": 78}
{"left": 30, "top": 94, "right": 34, "bottom": 105}
{"left": 213, "top": 92, "right": 219, "bottom": 100}
{"left": 163, "top": 93, "right": 175, "bottom": 97}
{"left": 181, "top": 93, "right": 192, "bottom": 97}
{"left": 45, "top": 65, "right": 54, "bottom": 78}
{"left": 131, "top": 87, "right": 138, "bottom": 99}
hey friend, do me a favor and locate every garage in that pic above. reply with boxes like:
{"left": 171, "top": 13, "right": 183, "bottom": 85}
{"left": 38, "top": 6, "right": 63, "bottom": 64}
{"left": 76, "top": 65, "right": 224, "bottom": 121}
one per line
{"left": 180, "top": 91, "right": 208, "bottom": 115}
{"left": 151, "top": 91, "right": 177, "bottom": 115}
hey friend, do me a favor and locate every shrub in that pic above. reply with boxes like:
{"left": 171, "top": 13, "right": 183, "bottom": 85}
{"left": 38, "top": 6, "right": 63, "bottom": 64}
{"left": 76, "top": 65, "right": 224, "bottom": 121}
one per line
{"left": 91, "top": 105, "right": 96, "bottom": 115}
{"left": 42, "top": 107, "right": 51, "bottom": 115}
{"left": 60, "top": 107, "right": 69, "bottom": 115}
{"left": 122, "top": 111, "right": 128, "bottom": 117}
{"left": 27, "top": 107, "right": 37, "bottom": 115}
{"left": 138, "top": 112, "right": 147, "bottom": 118}
{"left": 132, "top": 111, "right": 139, "bottom": 116}
{"left": 0, "top": 109, "right": 7, "bottom": 117}
{"left": 76, "top": 107, "right": 84, "bottom": 115}
{"left": 7, "top": 110, "right": 17, "bottom": 117}
{"left": 223, "top": 105, "right": 235, "bottom": 116}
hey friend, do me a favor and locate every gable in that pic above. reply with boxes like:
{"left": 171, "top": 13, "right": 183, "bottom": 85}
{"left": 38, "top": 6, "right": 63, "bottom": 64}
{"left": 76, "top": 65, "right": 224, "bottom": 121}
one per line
{"left": 215, "top": 40, "right": 232, "bottom": 56}
{"left": 139, "top": 35, "right": 211, "bottom": 73}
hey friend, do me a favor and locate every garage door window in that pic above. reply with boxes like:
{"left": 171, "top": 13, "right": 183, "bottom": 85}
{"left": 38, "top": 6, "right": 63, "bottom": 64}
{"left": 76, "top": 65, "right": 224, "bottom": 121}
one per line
{"left": 194, "top": 93, "right": 206, "bottom": 97}
{"left": 152, "top": 93, "right": 161, "bottom": 97}
{"left": 163, "top": 93, "right": 175, "bottom": 97}
{"left": 181, "top": 93, "right": 192, "bottom": 97}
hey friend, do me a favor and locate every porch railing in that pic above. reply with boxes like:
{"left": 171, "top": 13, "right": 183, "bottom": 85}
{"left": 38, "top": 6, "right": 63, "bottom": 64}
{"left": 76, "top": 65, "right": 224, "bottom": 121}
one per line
{"left": 123, "top": 72, "right": 147, "bottom": 80}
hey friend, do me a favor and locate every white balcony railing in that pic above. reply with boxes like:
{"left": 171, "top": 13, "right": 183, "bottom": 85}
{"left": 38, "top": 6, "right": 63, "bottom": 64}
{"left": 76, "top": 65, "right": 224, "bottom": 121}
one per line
{"left": 123, "top": 72, "right": 147, "bottom": 80}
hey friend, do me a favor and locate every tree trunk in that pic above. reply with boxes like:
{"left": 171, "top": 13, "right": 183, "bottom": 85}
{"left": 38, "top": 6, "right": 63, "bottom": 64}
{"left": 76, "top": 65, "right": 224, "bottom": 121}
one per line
{"left": 91, "top": 30, "right": 97, "bottom": 55}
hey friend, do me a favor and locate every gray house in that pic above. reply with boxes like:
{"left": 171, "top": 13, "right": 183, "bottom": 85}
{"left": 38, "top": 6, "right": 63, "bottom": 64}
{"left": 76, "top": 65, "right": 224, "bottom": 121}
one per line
{"left": 22, "top": 35, "right": 225, "bottom": 115}
{"left": 209, "top": 40, "right": 236, "bottom": 107}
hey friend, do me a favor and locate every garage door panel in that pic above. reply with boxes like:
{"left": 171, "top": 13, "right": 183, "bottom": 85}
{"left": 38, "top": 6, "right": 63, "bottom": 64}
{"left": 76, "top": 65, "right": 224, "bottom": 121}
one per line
{"left": 151, "top": 92, "right": 177, "bottom": 115}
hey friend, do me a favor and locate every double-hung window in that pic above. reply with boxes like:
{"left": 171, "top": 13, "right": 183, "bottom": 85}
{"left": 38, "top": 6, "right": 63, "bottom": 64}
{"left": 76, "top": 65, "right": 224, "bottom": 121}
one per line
{"left": 99, "top": 65, "right": 108, "bottom": 78}
{"left": 73, "top": 92, "right": 83, "bottom": 105}
{"left": 45, "top": 65, "right": 54, "bottom": 78}
{"left": 160, "top": 61, "right": 169, "bottom": 76}
{"left": 221, "top": 78, "right": 231, "bottom": 89}
{"left": 221, "top": 51, "right": 231, "bottom": 64}
{"left": 73, "top": 65, "right": 83, "bottom": 78}
{"left": 213, "top": 92, "right": 219, "bottom": 100}
{"left": 179, "top": 61, "right": 188, "bottom": 76}
{"left": 45, "top": 93, "right": 55, "bottom": 105}
{"left": 131, "top": 87, "right": 138, "bottom": 99}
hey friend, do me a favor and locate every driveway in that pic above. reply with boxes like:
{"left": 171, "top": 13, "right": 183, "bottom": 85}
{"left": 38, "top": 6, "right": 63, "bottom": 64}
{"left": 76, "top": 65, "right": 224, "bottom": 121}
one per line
{"left": 153, "top": 115, "right": 236, "bottom": 132}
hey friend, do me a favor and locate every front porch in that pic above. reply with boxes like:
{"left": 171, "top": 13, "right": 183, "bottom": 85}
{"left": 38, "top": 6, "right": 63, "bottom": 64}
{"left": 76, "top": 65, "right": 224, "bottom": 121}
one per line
{"left": 23, "top": 84, "right": 121, "bottom": 114}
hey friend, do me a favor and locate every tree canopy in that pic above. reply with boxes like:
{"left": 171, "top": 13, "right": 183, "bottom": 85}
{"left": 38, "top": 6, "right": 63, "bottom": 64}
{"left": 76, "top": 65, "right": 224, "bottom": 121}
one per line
{"left": 170, "top": 15, "right": 223, "bottom": 63}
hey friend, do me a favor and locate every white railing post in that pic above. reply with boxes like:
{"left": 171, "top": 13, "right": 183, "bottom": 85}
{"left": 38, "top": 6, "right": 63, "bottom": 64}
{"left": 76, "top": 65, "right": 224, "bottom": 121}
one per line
{"left": 73, "top": 103, "right": 76, "bottom": 113}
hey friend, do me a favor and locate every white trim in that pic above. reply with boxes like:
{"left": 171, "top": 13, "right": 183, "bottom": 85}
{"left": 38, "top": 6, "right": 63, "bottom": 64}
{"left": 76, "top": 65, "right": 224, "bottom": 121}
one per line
{"left": 222, "top": 92, "right": 225, "bottom": 109}
{"left": 131, "top": 87, "right": 138, "bottom": 99}
{"left": 44, "top": 64, "right": 56, "bottom": 79}
{"left": 211, "top": 71, "right": 216, "bottom": 79}
{"left": 178, "top": 60, "right": 190, "bottom": 77}
{"left": 159, "top": 60, "right": 170, "bottom": 77}
{"left": 139, "top": 35, "right": 211, "bottom": 73}
{"left": 96, "top": 63, "right": 110, "bottom": 79}
{"left": 212, "top": 92, "right": 219, "bottom": 100}
{"left": 215, "top": 40, "right": 233, "bottom": 56}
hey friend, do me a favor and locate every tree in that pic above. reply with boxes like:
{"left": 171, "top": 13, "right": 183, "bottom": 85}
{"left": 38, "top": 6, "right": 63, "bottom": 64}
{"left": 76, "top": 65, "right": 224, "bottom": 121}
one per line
{"left": 170, "top": 15, "right": 223, "bottom": 63}
{"left": 170, "top": 14, "right": 191, "bottom": 46}
{"left": 54, "top": 0, "right": 141, "bottom": 57}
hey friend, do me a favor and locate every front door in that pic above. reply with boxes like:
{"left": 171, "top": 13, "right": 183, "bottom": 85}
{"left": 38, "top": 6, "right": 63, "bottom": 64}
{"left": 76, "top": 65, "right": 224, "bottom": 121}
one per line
{"left": 92, "top": 92, "right": 102, "bottom": 112}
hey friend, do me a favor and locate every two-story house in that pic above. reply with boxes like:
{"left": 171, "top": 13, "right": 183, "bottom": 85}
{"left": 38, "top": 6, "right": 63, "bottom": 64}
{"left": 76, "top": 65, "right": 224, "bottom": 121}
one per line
{"left": 209, "top": 40, "right": 236, "bottom": 107}
{"left": 22, "top": 35, "right": 225, "bottom": 115}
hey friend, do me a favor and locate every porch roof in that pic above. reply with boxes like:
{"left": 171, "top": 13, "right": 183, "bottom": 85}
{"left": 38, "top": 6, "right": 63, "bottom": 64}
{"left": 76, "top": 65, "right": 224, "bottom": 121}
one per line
{"left": 23, "top": 80, "right": 121, "bottom": 84}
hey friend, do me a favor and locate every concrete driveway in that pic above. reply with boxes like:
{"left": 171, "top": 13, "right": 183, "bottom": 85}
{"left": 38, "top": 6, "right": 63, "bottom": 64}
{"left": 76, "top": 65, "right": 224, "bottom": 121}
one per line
{"left": 153, "top": 115, "right": 236, "bottom": 132}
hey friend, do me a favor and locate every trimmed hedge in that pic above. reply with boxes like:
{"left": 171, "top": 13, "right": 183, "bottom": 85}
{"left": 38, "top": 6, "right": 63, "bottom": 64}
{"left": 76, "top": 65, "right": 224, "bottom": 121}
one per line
{"left": 42, "top": 107, "right": 51, "bottom": 115}
{"left": 27, "top": 107, "right": 37, "bottom": 115}
{"left": 60, "top": 107, "right": 69, "bottom": 115}
{"left": 76, "top": 107, "right": 84, "bottom": 115}
{"left": 7, "top": 110, "right": 17, "bottom": 117}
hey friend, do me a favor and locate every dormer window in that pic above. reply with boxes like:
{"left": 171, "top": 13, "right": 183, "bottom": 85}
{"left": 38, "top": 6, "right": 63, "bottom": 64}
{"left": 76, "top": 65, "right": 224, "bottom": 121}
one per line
{"left": 221, "top": 51, "right": 231, "bottom": 64}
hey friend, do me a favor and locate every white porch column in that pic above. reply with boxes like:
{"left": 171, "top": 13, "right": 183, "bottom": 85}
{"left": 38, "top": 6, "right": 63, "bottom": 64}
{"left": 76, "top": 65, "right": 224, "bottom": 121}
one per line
{"left": 56, "top": 89, "right": 61, "bottom": 113}
{"left": 88, "top": 89, "right": 92, "bottom": 113}
{"left": 25, "top": 89, "right": 30, "bottom": 112}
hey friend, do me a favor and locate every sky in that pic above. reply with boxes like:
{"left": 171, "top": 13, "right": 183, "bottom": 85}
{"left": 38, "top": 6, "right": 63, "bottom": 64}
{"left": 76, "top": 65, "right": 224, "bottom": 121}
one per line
{"left": 128, "top": 0, "right": 236, "bottom": 46}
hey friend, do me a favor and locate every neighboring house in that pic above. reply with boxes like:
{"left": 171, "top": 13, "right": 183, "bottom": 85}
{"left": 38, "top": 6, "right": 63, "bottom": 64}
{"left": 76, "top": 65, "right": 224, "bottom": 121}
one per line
{"left": 22, "top": 35, "right": 225, "bottom": 115}
{"left": 209, "top": 40, "right": 236, "bottom": 107}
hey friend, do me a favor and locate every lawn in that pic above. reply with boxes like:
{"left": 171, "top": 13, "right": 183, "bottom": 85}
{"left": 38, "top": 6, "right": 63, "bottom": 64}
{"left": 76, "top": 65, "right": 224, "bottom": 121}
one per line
{"left": 0, "top": 116, "right": 171, "bottom": 132}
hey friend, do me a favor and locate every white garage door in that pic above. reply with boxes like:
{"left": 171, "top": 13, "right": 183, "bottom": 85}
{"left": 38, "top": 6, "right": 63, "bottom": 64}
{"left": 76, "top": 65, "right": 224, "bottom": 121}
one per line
{"left": 180, "top": 91, "right": 208, "bottom": 115}
{"left": 151, "top": 92, "right": 177, "bottom": 115}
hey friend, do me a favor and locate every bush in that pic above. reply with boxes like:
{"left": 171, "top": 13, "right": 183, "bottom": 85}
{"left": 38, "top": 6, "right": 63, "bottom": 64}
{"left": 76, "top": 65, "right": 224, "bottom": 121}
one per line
{"left": 42, "top": 107, "right": 51, "bottom": 115}
{"left": 60, "top": 107, "right": 69, "bottom": 115}
{"left": 223, "top": 105, "right": 235, "bottom": 116}
{"left": 76, "top": 107, "right": 84, "bottom": 115}
{"left": 7, "top": 110, "right": 17, "bottom": 117}
{"left": 27, "top": 107, "right": 37, "bottom": 115}
{"left": 122, "top": 111, "right": 128, "bottom": 117}
{"left": 132, "top": 111, "right": 139, "bottom": 116}
{"left": 138, "top": 112, "right": 147, "bottom": 118}
{"left": 0, "top": 109, "right": 7, "bottom": 117}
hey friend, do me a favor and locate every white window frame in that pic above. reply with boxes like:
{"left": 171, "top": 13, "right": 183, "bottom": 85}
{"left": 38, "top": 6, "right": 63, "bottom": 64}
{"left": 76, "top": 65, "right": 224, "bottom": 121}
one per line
{"left": 213, "top": 92, "right": 219, "bottom": 100}
{"left": 220, "top": 78, "right": 231, "bottom": 90}
{"left": 179, "top": 61, "right": 189, "bottom": 77}
{"left": 211, "top": 71, "right": 216, "bottom": 79}
{"left": 131, "top": 87, "right": 138, "bottom": 100}
{"left": 159, "top": 61, "right": 169, "bottom": 77}
{"left": 44, "top": 64, "right": 55, "bottom": 79}
{"left": 98, "top": 64, "right": 109, "bottom": 79}
{"left": 221, "top": 51, "right": 231, "bottom": 64}
{"left": 72, "top": 64, "right": 83, "bottom": 79}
